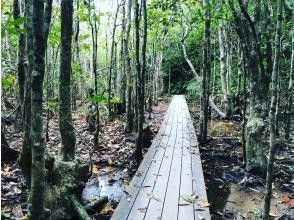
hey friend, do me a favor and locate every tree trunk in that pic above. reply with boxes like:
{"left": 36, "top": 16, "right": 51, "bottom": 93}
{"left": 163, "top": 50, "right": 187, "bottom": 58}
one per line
{"left": 134, "top": 0, "right": 144, "bottom": 162}
{"left": 29, "top": 0, "right": 47, "bottom": 217}
{"left": 19, "top": 0, "right": 33, "bottom": 187}
{"left": 125, "top": 0, "right": 133, "bottom": 132}
{"left": 263, "top": 0, "right": 283, "bottom": 218}
{"left": 285, "top": 31, "right": 293, "bottom": 139}
{"left": 59, "top": 0, "right": 76, "bottom": 161}
{"left": 199, "top": 0, "right": 211, "bottom": 142}
{"left": 88, "top": 0, "right": 99, "bottom": 147}
{"left": 218, "top": 21, "right": 232, "bottom": 118}
{"left": 119, "top": 0, "right": 127, "bottom": 113}
{"left": 229, "top": 0, "right": 267, "bottom": 174}
{"left": 13, "top": 0, "right": 25, "bottom": 131}
{"left": 108, "top": 4, "right": 120, "bottom": 116}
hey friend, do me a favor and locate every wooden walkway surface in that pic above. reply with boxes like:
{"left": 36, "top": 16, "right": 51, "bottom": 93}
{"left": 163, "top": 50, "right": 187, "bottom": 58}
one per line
{"left": 112, "top": 95, "right": 210, "bottom": 220}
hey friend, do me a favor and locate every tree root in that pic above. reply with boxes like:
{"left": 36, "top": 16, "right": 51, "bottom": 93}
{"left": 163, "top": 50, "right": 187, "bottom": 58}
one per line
{"left": 71, "top": 196, "right": 108, "bottom": 219}
{"left": 71, "top": 196, "right": 91, "bottom": 220}
{"left": 84, "top": 196, "right": 108, "bottom": 214}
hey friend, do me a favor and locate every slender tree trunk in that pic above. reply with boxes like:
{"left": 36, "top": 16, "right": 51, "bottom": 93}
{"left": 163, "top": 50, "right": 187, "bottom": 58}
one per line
{"left": 13, "top": 0, "right": 25, "bottom": 131}
{"left": 108, "top": 4, "right": 120, "bottom": 116}
{"left": 285, "top": 31, "right": 293, "bottom": 139}
{"left": 134, "top": 0, "right": 144, "bottom": 162}
{"left": 74, "top": 0, "right": 84, "bottom": 99}
{"left": 29, "top": 0, "right": 47, "bottom": 217}
{"left": 263, "top": 0, "right": 283, "bottom": 218}
{"left": 168, "top": 65, "right": 171, "bottom": 95}
{"left": 120, "top": 0, "right": 127, "bottom": 113}
{"left": 218, "top": 21, "right": 232, "bottom": 117}
{"left": 59, "top": 0, "right": 76, "bottom": 161}
{"left": 125, "top": 0, "right": 133, "bottom": 132}
{"left": 242, "top": 51, "right": 247, "bottom": 164}
{"left": 199, "top": 0, "right": 211, "bottom": 142}
{"left": 19, "top": 0, "right": 33, "bottom": 186}
{"left": 88, "top": 0, "right": 99, "bottom": 147}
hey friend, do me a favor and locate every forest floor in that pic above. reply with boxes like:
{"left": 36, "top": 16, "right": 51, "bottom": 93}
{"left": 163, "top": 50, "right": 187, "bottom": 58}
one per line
{"left": 1, "top": 98, "right": 169, "bottom": 219}
{"left": 1, "top": 97, "right": 293, "bottom": 220}
{"left": 188, "top": 102, "right": 294, "bottom": 220}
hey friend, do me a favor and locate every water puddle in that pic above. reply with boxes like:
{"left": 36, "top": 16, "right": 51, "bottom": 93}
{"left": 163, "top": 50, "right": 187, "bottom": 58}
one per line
{"left": 82, "top": 172, "right": 124, "bottom": 205}
{"left": 203, "top": 120, "right": 291, "bottom": 219}
{"left": 208, "top": 120, "right": 241, "bottom": 138}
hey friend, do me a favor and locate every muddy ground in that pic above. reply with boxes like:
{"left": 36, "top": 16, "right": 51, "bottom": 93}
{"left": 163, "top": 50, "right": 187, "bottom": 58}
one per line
{"left": 188, "top": 102, "right": 294, "bottom": 220}
{"left": 1, "top": 97, "right": 293, "bottom": 219}
{"left": 1, "top": 99, "right": 169, "bottom": 219}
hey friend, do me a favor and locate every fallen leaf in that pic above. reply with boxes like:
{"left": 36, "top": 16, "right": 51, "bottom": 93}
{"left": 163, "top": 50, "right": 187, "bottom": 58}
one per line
{"left": 20, "top": 215, "right": 29, "bottom": 220}
{"left": 100, "top": 166, "right": 114, "bottom": 173}
{"left": 135, "top": 171, "right": 142, "bottom": 177}
{"left": 146, "top": 192, "right": 161, "bottom": 202}
{"left": 197, "top": 199, "right": 210, "bottom": 208}
{"left": 181, "top": 194, "right": 197, "bottom": 203}
{"left": 281, "top": 199, "right": 294, "bottom": 205}
{"left": 91, "top": 165, "right": 100, "bottom": 175}
{"left": 138, "top": 207, "right": 147, "bottom": 213}
{"left": 100, "top": 203, "right": 114, "bottom": 215}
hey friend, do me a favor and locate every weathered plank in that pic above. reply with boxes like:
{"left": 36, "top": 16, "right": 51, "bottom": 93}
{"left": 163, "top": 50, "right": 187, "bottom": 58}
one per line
{"left": 111, "top": 95, "right": 210, "bottom": 220}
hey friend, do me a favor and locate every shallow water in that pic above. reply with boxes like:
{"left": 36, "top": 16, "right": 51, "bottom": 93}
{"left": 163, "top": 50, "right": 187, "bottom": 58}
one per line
{"left": 208, "top": 120, "right": 241, "bottom": 138}
{"left": 82, "top": 173, "right": 124, "bottom": 204}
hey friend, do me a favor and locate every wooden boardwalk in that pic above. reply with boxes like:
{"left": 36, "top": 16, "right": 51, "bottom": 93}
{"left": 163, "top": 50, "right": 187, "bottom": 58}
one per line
{"left": 112, "top": 95, "right": 210, "bottom": 220}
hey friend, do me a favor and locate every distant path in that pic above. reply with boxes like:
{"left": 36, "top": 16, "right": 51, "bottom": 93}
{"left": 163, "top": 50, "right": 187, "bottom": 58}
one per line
{"left": 112, "top": 95, "right": 210, "bottom": 220}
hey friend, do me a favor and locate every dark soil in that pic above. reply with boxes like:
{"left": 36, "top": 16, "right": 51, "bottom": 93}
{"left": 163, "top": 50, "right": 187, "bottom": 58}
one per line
{"left": 1, "top": 99, "right": 169, "bottom": 219}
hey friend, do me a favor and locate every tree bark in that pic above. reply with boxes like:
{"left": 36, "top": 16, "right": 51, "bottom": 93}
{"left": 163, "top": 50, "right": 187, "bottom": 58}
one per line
{"left": 134, "top": 0, "right": 144, "bottom": 162}
{"left": 108, "top": 4, "right": 120, "bottom": 116}
{"left": 125, "top": 0, "right": 133, "bottom": 132}
{"left": 119, "top": 1, "right": 127, "bottom": 112}
{"left": 29, "top": 0, "right": 47, "bottom": 217}
{"left": 285, "top": 30, "right": 293, "bottom": 139}
{"left": 263, "top": 0, "right": 283, "bottom": 218}
{"left": 13, "top": 0, "right": 25, "bottom": 131}
{"left": 88, "top": 0, "right": 99, "bottom": 147}
{"left": 19, "top": 0, "right": 33, "bottom": 187}
{"left": 228, "top": 0, "right": 267, "bottom": 174}
{"left": 59, "top": 0, "right": 76, "bottom": 161}
{"left": 199, "top": 0, "right": 211, "bottom": 142}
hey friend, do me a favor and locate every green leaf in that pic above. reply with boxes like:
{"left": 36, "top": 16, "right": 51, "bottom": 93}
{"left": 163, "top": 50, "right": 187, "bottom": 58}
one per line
{"left": 110, "top": 97, "right": 121, "bottom": 104}
{"left": 45, "top": 100, "right": 59, "bottom": 111}
{"left": 2, "top": 74, "right": 15, "bottom": 91}
{"left": 180, "top": 194, "right": 197, "bottom": 203}
{"left": 11, "top": 16, "right": 26, "bottom": 26}
{"left": 89, "top": 95, "right": 107, "bottom": 104}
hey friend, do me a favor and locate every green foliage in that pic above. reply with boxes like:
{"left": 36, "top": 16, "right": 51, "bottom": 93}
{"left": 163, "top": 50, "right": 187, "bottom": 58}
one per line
{"left": 186, "top": 79, "right": 200, "bottom": 99}
{"left": 2, "top": 73, "right": 15, "bottom": 92}
{"left": 1, "top": 14, "right": 26, "bottom": 37}
{"left": 45, "top": 99, "right": 59, "bottom": 111}
{"left": 110, "top": 97, "right": 121, "bottom": 104}
{"left": 89, "top": 95, "right": 107, "bottom": 104}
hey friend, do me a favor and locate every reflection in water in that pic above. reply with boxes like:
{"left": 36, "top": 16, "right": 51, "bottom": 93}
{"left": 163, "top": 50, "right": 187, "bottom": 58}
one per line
{"left": 82, "top": 174, "right": 124, "bottom": 204}
{"left": 208, "top": 120, "right": 241, "bottom": 138}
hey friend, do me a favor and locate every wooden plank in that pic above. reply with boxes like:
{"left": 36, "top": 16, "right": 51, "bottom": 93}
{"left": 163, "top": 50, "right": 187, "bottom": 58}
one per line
{"left": 112, "top": 95, "right": 210, "bottom": 220}
{"left": 143, "top": 99, "right": 179, "bottom": 220}
{"left": 178, "top": 103, "right": 194, "bottom": 220}
{"left": 161, "top": 97, "right": 184, "bottom": 220}
{"left": 187, "top": 113, "right": 210, "bottom": 219}
{"left": 111, "top": 98, "right": 174, "bottom": 220}
{"left": 127, "top": 105, "right": 176, "bottom": 220}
